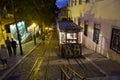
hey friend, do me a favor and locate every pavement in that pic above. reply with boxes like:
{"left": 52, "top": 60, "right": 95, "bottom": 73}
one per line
{"left": 0, "top": 36, "right": 120, "bottom": 80}
{"left": 0, "top": 38, "right": 41, "bottom": 78}
{"left": 82, "top": 47, "right": 120, "bottom": 79}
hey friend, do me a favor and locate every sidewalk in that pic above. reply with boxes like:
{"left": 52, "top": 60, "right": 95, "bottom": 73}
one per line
{"left": 82, "top": 46, "right": 120, "bottom": 79}
{"left": 0, "top": 38, "right": 41, "bottom": 78}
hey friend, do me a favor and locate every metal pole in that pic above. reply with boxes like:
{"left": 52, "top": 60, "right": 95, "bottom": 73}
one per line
{"left": 11, "top": 0, "right": 23, "bottom": 55}
{"left": 34, "top": 27, "right": 36, "bottom": 45}
{"left": 61, "top": 69, "right": 63, "bottom": 80}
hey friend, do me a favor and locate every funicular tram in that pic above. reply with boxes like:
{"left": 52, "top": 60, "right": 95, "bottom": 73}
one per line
{"left": 57, "top": 20, "right": 83, "bottom": 58}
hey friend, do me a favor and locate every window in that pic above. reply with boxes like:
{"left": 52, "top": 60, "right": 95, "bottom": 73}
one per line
{"left": 110, "top": 28, "right": 120, "bottom": 54}
{"left": 78, "top": 17, "right": 81, "bottom": 26}
{"left": 74, "top": 17, "right": 76, "bottom": 23}
{"left": 74, "top": 0, "right": 77, "bottom": 5}
{"left": 72, "top": 0, "right": 76, "bottom": 6}
{"left": 93, "top": 24, "right": 101, "bottom": 44}
{"left": 79, "top": 0, "right": 82, "bottom": 4}
{"left": 68, "top": 0, "right": 71, "bottom": 6}
{"left": 86, "top": 0, "right": 90, "bottom": 3}
{"left": 71, "top": 0, "right": 73, "bottom": 6}
{"left": 84, "top": 20, "right": 88, "bottom": 36}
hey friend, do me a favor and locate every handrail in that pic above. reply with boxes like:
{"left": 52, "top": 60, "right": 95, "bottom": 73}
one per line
{"left": 64, "top": 64, "right": 86, "bottom": 80}
{"left": 59, "top": 64, "right": 86, "bottom": 80}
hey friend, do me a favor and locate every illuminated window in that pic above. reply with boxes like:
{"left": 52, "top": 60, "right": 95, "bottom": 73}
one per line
{"left": 110, "top": 28, "right": 120, "bottom": 54}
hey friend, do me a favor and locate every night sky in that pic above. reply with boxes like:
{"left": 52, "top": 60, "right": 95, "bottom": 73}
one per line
{"left": 56, "top": 0, "right": 68, "bottom": 8}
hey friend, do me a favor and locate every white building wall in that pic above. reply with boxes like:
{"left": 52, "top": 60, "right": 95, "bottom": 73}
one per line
{"left": 68, "top": 0, "right": 120, "bottom": 63}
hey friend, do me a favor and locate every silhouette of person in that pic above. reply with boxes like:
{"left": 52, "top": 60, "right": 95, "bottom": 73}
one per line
{"left": 11, "top": 38, "right": 17, "bottom": 56}
{"left": 0, "top": 44, "right": 9, "bottom": 68}
{"left": 5, "top": 36, "right": 12, "bottom": 56}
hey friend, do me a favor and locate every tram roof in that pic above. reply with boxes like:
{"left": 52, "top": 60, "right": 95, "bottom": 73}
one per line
{"left": 58, "top": 20, "right": 82, "bottom": 32}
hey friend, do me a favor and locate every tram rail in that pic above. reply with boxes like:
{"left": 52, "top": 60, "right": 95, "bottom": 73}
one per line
{"left": 58, "top": 64, "right": 86, "bottom": 80}
{"left": 27, "top": 57, "right": 43, "bottom": 80}
{"left": 75, "top": 58, "right": 96, "bottom": 77}
{"left": 2, "top": 34, "right": 52, "bottom": 80}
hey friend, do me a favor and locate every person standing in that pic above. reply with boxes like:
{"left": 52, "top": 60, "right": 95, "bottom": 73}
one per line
{"left": 0, "top": 44, "right": 9, "bottom": 68}
{"left": 11, "top": 38, "right": 17, "bottom": 56}
{"left": 5, "top": 36, "right": 12, "bottom": 56}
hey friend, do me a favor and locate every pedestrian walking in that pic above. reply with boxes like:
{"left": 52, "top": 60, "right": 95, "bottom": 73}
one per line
{"left": 0, "top": 44, "right": 9, "bottom": 68}
{"left": 11, "top": 38, "right": 17, "bottom": 56}
{"left": 5, "top": 36, "right": 12, "bottom": 56}
{"left": 42, "top": 34, "right": 45, "bottom": 40}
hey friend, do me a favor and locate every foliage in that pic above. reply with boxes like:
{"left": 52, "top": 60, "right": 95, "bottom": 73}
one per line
{"left": 2, "top": 0, "right": 56, "bottom": 27}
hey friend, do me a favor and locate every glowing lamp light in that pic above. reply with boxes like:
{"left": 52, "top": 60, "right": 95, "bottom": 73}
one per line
{"left": 45, "top": 27, "right": 48, "bottom": 30}
{"left": 32, "top": 23, "right": 37, "bottom": 27}
{"left": 49, "top": 27, "right": 53, "bottom": 30}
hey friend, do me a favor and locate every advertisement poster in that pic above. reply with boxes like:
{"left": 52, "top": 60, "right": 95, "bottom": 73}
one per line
{"left": 9, "top": 21, "right": 26, "bottom": 41}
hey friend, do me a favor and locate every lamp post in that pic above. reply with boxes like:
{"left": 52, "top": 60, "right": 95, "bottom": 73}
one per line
{"left": 32, "top": 23, "right": 36, "bottom": 45}
{"left": 34, "top": 27, "right": 36, "bottom": 45}
{"left": 11, "top": 0, "right": 23, "bottom": 55}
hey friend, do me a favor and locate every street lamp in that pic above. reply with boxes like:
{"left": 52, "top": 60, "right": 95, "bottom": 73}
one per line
{"left": 11, "top": 0, "right": 23, "bottom": 55}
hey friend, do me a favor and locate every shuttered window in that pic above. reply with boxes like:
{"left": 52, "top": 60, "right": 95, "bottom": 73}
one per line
{"left": 110, "top": 28, "right": 120, "bottom": 54}
{"left": 86, "top": 0, "right": 90, "bottom": 3}
{"left": 79, "top": 0, "right": 82, "bottom": 4}
{"left": 84, "top": 20, "right": 88, "bottom": 36}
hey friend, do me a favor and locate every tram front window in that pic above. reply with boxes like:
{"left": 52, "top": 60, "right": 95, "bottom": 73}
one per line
{"left": 66, "top": 33, "right": 77, "bottom": 43}
{"left": 67, "top": 33, "right": 77, "bottom": 39}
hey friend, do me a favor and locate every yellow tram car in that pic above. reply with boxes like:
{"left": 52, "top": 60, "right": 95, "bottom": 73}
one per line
{"left": 57, "top": 20, "right": 83, "bottom": 58}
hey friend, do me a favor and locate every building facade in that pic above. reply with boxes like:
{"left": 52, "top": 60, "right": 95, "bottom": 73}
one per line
{"left": 68, "top": 0, "right": 120, "bottom": 63}
{"left": 58, "top": 7, "right": 70, "bottom": 21}
{"left": 0, "top": 6, "right": 14, "bottom": 44}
